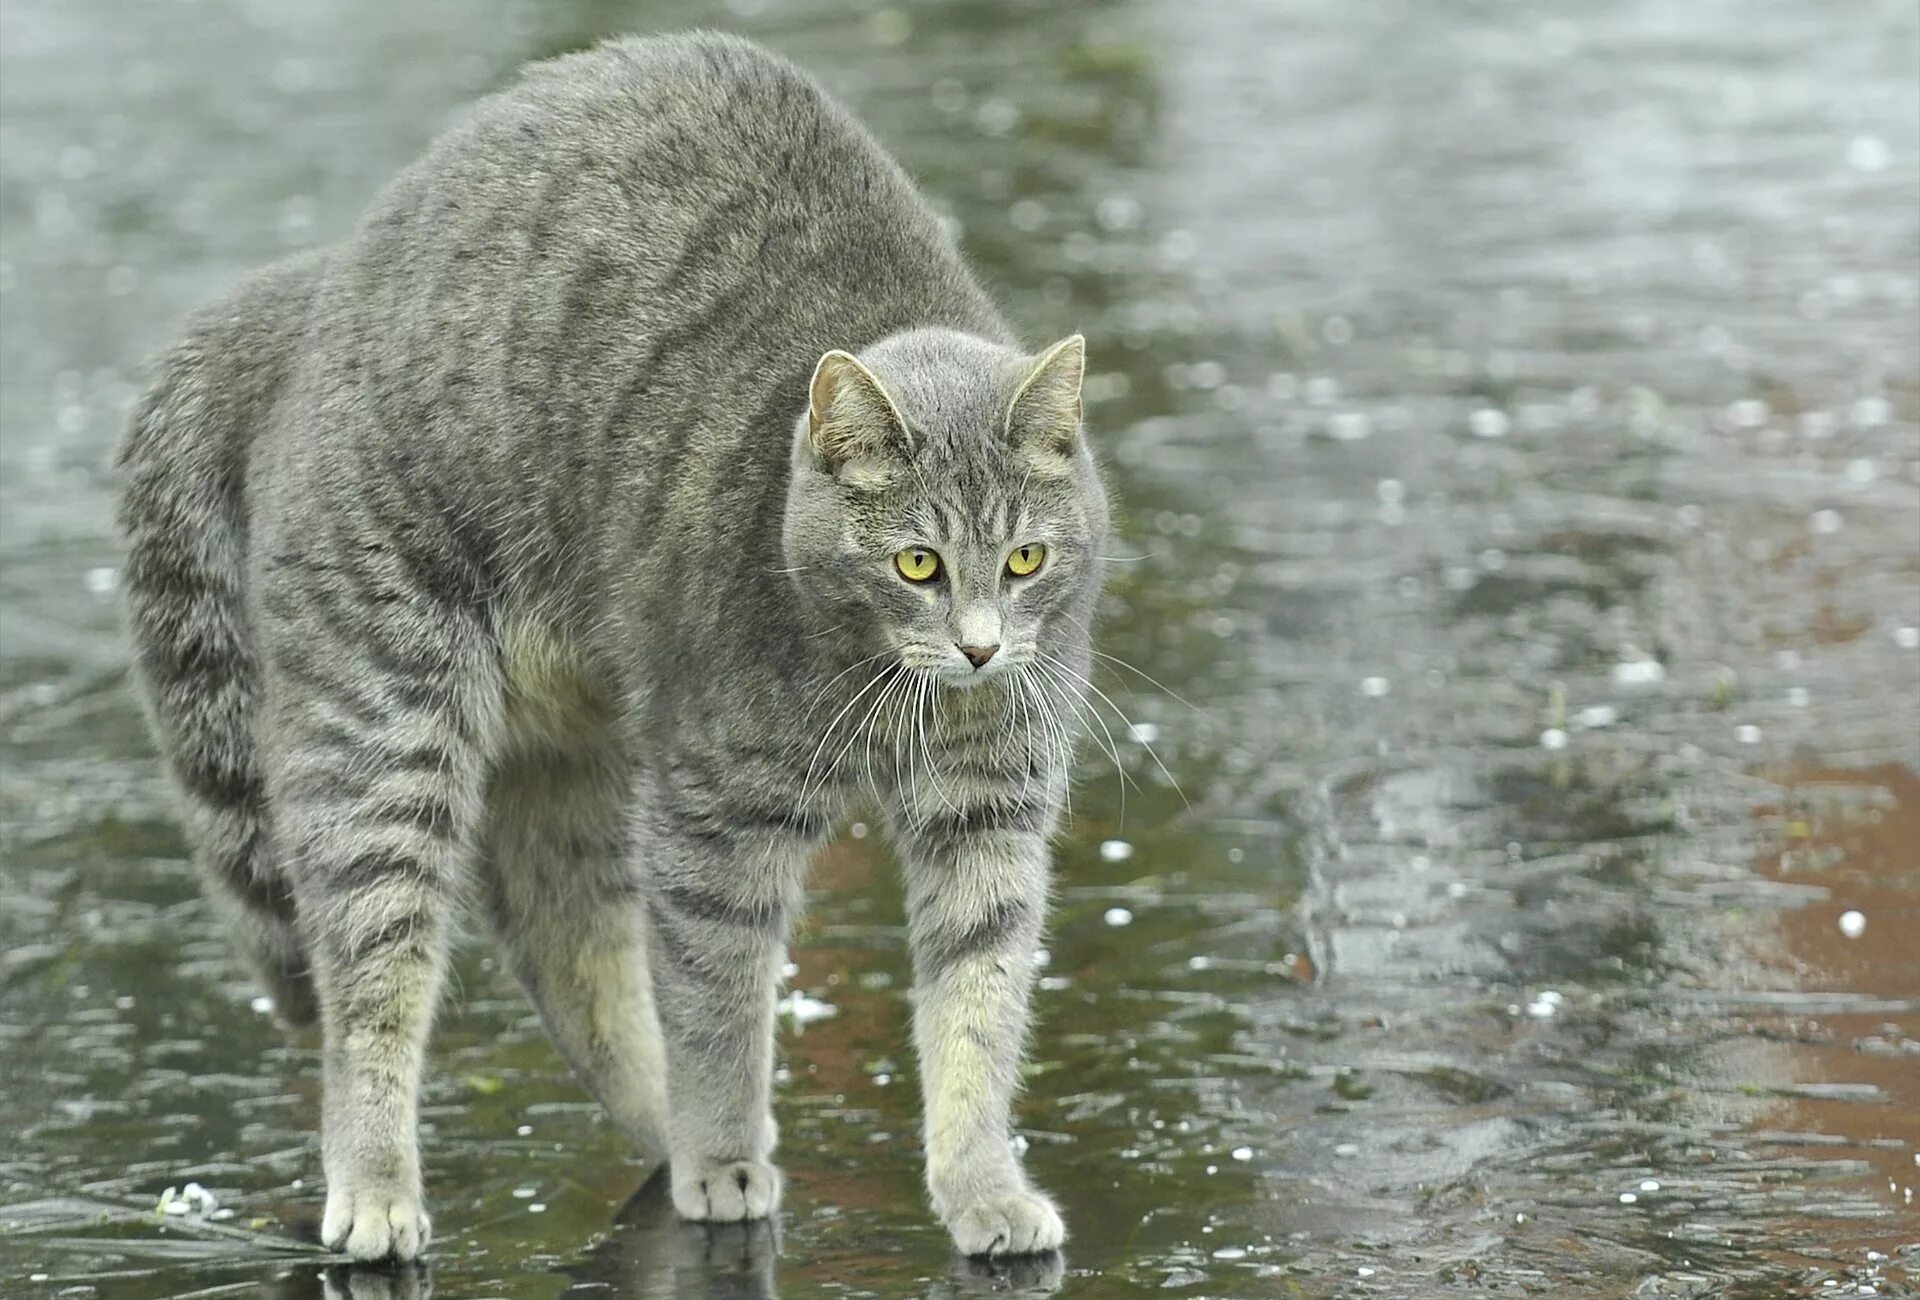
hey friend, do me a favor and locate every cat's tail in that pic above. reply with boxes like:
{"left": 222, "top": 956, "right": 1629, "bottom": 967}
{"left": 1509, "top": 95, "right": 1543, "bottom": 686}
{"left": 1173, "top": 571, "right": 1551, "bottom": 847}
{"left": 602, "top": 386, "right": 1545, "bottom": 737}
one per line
{"left": 117, "top": 252, "right": 328, "bottom": 1028}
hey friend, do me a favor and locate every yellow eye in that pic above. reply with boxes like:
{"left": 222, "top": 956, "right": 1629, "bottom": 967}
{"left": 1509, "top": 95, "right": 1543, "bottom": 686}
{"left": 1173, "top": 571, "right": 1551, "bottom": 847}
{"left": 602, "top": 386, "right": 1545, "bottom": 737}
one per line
{"left": 1006, "top": 543, "right": 1046, "bottom": 577}
{"left": 894, "top": 547, "right": 942, "bottom": 583}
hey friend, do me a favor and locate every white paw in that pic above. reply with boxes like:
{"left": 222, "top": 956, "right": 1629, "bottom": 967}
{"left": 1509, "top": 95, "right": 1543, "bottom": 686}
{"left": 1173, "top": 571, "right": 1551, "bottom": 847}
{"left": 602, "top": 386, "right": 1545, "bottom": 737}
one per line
{"left": 321, "top": 1181, "right": 431, "bottom": 1261}
{"left": 671, "top": 1157, "right": 782, "bottom": 1222}
{"left": 947, "top": 1190, "right": 1065, "bottom": 1256}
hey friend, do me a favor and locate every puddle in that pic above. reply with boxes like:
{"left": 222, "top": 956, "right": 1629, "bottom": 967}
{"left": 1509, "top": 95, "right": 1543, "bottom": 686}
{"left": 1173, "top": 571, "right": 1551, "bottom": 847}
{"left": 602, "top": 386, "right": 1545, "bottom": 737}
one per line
{"left": 2, "top": 0, "right": 1915, "bottom": 1296}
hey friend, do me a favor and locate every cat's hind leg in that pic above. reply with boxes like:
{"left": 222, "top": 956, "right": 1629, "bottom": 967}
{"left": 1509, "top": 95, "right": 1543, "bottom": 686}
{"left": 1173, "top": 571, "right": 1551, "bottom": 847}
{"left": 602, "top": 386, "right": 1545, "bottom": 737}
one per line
{"left": 261, "top": 586, "right": 498, "bottom": 1262}
{"left": 479, "top": 733, "right": 669, "bottom": 1158}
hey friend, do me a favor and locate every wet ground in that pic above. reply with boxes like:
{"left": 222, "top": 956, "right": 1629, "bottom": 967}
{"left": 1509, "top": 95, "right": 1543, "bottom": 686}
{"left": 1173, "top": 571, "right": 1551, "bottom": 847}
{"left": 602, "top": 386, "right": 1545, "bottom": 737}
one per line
{"left": 2, "top": 0, "right": 1917, "bottom": 1296}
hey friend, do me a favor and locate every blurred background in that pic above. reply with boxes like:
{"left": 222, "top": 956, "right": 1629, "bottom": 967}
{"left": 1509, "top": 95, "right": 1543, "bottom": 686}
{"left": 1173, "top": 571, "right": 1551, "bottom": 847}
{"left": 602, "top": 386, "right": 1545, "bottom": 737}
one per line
{"left": 2, "top": 1, "right": 1916, "bottom": 1297}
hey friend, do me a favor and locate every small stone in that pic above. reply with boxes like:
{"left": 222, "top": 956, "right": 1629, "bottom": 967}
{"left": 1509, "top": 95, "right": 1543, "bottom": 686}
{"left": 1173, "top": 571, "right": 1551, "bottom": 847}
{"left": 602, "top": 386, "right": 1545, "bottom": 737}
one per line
{"left": 1839, "top": 910, "right": 1866, "bottom": 939}
{"left": 1468, "top": 408, "right": 1510, "bottom": 438}
{"left": 1103, "top": 906, "right": 1134, "bottom": 927}
{"left": 1100, "top": 839, "right": 1134, "bottom": 863}
{"left": 1612, "top": 658, "right": 1666, "bottom": 685}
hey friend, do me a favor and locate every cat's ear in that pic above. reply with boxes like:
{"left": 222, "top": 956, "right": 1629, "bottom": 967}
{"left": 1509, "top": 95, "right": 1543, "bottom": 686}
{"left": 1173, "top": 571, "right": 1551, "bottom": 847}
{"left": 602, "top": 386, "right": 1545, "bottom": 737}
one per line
{"left": 806, "top": 350, "right": 912, "bottom": 475}
{"left": 1005, "top": 334, "right": 1086, "bottom": 459}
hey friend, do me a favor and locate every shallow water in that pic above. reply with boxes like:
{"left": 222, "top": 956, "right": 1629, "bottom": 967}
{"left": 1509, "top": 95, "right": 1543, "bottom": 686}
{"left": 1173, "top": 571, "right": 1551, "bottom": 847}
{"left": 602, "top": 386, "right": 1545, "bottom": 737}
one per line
{"left": 2, "top": 1, "right": 1916, "bottom": 1296}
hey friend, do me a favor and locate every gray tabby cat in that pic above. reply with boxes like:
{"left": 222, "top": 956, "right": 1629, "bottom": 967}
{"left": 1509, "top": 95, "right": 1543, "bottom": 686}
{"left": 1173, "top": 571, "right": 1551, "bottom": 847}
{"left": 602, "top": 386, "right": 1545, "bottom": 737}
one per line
{"left": 117, "top": 32, "right": 1107, "bottom": 1262}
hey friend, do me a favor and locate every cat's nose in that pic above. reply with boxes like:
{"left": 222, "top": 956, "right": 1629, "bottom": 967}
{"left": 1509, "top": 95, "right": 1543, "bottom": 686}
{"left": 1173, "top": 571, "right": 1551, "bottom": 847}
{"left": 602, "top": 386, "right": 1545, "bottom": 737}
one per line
{"left": 957, "top": 643, "right": 1000, "bottom": 668}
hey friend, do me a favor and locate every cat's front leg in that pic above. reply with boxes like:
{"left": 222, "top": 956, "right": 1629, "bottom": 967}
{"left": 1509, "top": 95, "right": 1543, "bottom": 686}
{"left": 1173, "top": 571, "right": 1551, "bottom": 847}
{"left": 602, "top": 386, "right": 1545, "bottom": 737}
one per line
{"left": 894, "top": 811, "right": 1064, "bottom": 1257}
{"left": 643, "top": 792, "right": 816, "bottom": 1224}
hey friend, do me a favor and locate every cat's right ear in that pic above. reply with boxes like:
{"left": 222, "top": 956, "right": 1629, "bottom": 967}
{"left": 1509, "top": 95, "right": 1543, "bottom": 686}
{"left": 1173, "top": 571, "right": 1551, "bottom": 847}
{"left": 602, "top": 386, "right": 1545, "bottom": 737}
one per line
{"left": 806, "top": 350, "right": 912, "bottom": 478}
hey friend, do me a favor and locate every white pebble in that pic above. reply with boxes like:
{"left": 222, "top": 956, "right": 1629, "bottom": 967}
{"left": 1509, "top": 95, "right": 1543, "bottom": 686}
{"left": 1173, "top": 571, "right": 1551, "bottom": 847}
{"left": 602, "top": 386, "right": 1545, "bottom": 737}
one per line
{"left": 1848, "top": 134, "right": 1890, "bottom": 171}
{"left": 1735, "top": 724, "right": 1761, "bottom": 744}
{"left": 1574, "top": 705, "right": 1618, "bottom": 729}
{"left": 777, "top": 990, "right": 838, "bottom": 1027}
{"left": 1126, "top": 721, "right": 1160, "bottom": 744}
{"left": 1810, "top": 509, "right": 1843, "bottom": 535}
{"left": 1099, "top": 839, "right": 1134, "bottom": 863}
{"left": 1334, "top": 1142, "right": 1360, "bottom": 1157}
{"left": 1468, "top": 408, "right": 1510, "bottom": 438}
{"left": 1611, "top": 658, "right": 1666, "bottom": 685}
{"left": 1360, "top": 676, "right": 1390, "bottom": 698}
{"left": 85, "top": 565, "right": 117, "bottom": 595}
{"left": 528, "top": 1202, "right": 546, "bottom": 1213}
{"left": 1640, "top": 1179, "right": 1661, "bottom": 1192}
{"left": 516, "top": 1125, "right": 533, "bottom": 1136}
{"left": 1327, "top": 411, "right": 1373, "bottom": 441}
{"left": 1103, "top": 906, "right": 1134, "bottom": 927}
{"left": 1895, "top": 626, "right": 1919, "bottom": 649}
{"left": 1619, "top": 1191, "right": 1638, "bottom": 1204}
{"left": 1231, "top": 1146, "right": 1253, "bottom": 1161}
{"left": 1212, "top": 1246, "right": 1247, "bottom": 1260}
{"left": 1357, "top": 1266, "right": 1377, "bottom": 1277}
{"left": 513, "top": 1186, "right": 537, "bottom": 1198}
{"left": 1540, "top": 728, "right": 1568, "bottom": 751}
{"left": 1839, "top": 910, "right": 1866, "bottom": 939}
{"left": 250, "top": 995, "right": 275, "bottom": 1014}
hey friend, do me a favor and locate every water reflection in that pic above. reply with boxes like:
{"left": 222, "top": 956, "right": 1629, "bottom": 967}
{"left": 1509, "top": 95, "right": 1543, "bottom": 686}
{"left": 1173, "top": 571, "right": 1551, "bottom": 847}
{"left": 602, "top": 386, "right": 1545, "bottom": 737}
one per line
{"left": 2, "top": 0, "right": 1916, "bottom": 1296}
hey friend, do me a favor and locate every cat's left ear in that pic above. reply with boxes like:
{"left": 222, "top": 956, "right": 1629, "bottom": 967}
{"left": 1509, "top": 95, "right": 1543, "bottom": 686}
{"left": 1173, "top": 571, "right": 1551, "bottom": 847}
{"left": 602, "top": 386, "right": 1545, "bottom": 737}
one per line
{"left": 1005, "top": 334, "right": 1086, "bottom": 459}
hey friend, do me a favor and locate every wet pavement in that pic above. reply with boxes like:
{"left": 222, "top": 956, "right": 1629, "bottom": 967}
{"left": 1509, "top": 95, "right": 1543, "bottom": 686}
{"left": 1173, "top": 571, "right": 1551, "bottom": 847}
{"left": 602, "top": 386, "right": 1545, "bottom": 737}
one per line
{"left": 2, "top": 0, "right": 1916, "bottom": 1296}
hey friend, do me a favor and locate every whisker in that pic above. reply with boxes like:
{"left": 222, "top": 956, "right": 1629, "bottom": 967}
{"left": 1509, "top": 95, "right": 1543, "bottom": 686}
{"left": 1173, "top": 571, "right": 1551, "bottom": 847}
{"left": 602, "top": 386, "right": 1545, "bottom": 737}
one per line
{"left": 1029, "top": 653, "right": 1136, "bottom": 819}
{"left": 1022, "top": 664, "right": 1074, "bottom": 826}
{"left": 1053, "top": 607, "right": 1201, "bottom": 711}
{"left": 1037, "top": 649, "right": 1189, "bottom": 810}
{"left": 800, "top": 664, "right": 897, "bottom": 804}
{"left": 914, "top": 673, "right": 963, "bottom": 817}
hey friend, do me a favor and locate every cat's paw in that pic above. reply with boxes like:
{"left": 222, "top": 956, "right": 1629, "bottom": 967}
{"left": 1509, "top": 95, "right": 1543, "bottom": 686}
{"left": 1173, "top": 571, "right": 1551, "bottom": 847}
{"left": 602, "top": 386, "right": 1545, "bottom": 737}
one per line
{"left": 671, "top": 1158, "right": 782, "bottom": 1222}
{"left": 321, "top": 1180, "right": 432, "bottom": 1261}
{"left": 945, "top": 1190, "right": 1065, "bottom": 1257}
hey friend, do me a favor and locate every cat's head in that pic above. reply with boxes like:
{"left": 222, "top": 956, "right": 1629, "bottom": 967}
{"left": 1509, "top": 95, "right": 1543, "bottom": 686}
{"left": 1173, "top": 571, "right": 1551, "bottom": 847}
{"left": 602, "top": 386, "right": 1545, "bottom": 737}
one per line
{"left": 783, "top": 327, "right": 1108, "bottom": 687}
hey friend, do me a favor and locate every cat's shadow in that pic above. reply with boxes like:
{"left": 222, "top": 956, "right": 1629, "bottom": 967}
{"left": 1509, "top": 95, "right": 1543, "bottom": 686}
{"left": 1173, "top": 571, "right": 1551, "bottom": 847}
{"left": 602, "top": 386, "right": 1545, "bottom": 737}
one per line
{"left": 283, "top": 1171, "right": 1062, "bottom": 1299}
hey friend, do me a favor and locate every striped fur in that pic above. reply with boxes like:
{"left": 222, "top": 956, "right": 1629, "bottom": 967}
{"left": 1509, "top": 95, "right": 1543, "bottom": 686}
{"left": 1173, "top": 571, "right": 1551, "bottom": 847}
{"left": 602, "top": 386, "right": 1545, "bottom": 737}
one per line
{"left": 117, "top": 33, "right": 1107, "bottom": 1262}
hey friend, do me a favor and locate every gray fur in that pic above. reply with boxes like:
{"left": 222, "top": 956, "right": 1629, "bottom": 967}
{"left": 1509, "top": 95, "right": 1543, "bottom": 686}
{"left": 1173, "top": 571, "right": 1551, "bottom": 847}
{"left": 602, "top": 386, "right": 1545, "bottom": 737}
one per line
{"left": 117, "top": 32, "right": 1107, "bottom": 1261}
